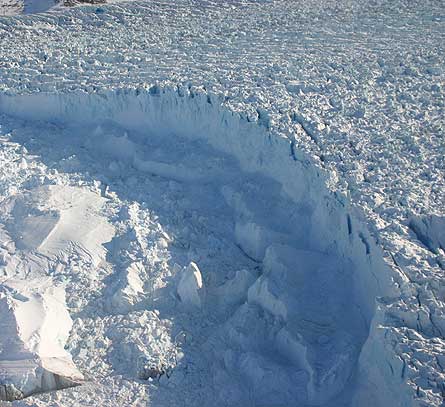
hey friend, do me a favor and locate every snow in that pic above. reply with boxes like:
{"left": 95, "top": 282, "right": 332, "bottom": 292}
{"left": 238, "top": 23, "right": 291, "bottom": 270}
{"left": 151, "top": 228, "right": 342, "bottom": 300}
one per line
{"left": 0, "top": 185, "right": 114, "bottom": 266}
{"left": 0, "top": 0, "right": 443, "bottom": 406}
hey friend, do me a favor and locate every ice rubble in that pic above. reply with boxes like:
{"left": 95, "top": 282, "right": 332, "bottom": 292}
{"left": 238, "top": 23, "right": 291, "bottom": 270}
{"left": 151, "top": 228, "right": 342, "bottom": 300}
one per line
{"left": 0, "top": 0, "right": 56, "bottom": 16}
{"left": 0, "top": 0, "right": 113, "bottom": 16}
{"left": 0, "top": 88, "right": 401, "bottom": 406}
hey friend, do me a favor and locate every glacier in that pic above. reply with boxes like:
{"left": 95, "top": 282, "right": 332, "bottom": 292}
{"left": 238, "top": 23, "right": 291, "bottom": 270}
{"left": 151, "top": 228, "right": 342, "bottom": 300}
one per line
{"left": 0, "top": 0, "right": 444, "bottom": 406}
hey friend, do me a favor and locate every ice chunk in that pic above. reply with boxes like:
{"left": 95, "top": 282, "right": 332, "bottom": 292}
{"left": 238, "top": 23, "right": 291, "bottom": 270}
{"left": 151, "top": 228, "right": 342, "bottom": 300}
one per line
{"left": 215, "top": 269, "right": 256, "bottom": 308}
{"left": 133, "top": 156, "right": 208, "bottom": 183}
{"left": 0, "top": 278, "right": 83, "bottom": 400}
{"left": 111, "top": 262, "right": 145, "bottom": 312}
{"left": 177, "top": 262, "right": 204, "bottom": 308}
{"left": 235, "top": 221, "right": 291, "bottom": 261}
{"left": 247, "top": 273, "right": 287, "bottom": 320}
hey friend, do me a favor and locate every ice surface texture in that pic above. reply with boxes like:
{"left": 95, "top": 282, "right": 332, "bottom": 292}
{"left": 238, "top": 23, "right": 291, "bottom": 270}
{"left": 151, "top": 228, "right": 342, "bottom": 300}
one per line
{"left": 0, "top": 0, "right": 443, "bottom": 406}
{"left": 0, "top": 87, "right": 410, "bottom": 406}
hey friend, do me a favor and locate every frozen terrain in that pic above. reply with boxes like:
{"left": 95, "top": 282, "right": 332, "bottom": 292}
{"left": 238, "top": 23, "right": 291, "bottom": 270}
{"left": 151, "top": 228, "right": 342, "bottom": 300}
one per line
{"left": 0, "top": 0, "right": 444, "bottom": 406}
{"left": 0, "top": 0, "right": 112, "bottom": 16}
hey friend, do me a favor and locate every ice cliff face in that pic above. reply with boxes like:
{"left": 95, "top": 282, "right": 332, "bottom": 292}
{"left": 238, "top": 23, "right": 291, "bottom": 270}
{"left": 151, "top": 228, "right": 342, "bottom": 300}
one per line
{"left": 0, "top": 0, "right": 444, "bottom": 406}
{"left": 0, "top": 87, "right": 416, "bottom": 405}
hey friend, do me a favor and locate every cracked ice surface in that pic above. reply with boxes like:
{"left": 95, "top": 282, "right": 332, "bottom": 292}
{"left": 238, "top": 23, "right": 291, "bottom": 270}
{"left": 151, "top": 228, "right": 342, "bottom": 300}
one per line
{"left": 0, "top": 0, "right": 444, "bottom": 406}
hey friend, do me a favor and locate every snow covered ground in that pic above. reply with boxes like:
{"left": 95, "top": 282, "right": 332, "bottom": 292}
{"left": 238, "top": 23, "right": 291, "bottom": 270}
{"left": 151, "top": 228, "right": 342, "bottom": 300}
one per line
{"left": 0, "top": 0, "right": 444, "bottom": 406}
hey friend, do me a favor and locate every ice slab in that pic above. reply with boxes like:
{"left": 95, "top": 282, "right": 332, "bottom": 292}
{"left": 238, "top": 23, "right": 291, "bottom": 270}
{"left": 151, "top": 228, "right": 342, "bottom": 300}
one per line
{"left": 177, "top": 262, "right": 204, "bottom": 309}
{"left": 245, "top": 244, "right": 361, "bottom": 405}
{"left": 0, "top": 278, "right": 83, "bottom": 401}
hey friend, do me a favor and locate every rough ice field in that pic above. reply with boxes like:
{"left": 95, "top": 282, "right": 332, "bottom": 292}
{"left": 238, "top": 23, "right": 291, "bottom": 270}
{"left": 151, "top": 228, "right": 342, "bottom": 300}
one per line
{"left": 0, "top": 0, "right": 444, "bottom": 406}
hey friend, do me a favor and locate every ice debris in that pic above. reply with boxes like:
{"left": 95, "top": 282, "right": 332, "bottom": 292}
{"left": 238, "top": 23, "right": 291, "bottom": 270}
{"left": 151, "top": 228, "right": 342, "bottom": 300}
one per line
{"left": 177, "top": 262, "right": 204, "bottom": 309}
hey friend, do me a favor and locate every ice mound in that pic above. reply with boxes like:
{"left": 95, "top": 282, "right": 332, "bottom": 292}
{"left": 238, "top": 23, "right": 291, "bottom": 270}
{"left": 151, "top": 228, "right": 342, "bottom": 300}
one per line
{"left": 0, "top": 278, "right": 83, "bottom": 401}
{"left": 177, "top": 262, "right": 204, "bottom": 309}
{"left": 0, "top": 185, "right": 115, "bottom": 268}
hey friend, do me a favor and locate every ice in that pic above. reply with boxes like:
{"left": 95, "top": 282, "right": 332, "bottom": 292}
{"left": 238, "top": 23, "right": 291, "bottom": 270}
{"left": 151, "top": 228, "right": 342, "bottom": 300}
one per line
{"left": 0, "top": 278, "right": 83, "bottom": 400}
{"left": 409, "top": 214, "right": 445, "bottom": 255}
{"left": 245, "top": 244, "right": 360, "bottom": 404}
{"left": 0, "top": 184, "right": 114, "bottom": 400}
{"left": 234, "top": 221, "right": 292, "bottom": 262}
{"left": 110, "top": 262, "right": 145, "bottom": 312}
{"left": 214, "top": 269, "right": 256, "bottom": 309}
{"left": 0, "top": 0, "right": 443, "bottom": 405}
{"left": 0, "top": 185, "right": 115, "bottom": 268}
{"left": 0, "top": 89, "right": 401, "bottom": 406}
{"left": 177, "top": 262, "right": 204, "bottom": 309}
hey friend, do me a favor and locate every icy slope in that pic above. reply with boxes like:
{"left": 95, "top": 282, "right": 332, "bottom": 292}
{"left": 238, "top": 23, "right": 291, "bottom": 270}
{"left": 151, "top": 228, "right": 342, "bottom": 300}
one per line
{"left": 0, "top": 185, "right": 114, "bottom": 266}
{"left": 0, "top": 0, "right": 444, "bottom": 406}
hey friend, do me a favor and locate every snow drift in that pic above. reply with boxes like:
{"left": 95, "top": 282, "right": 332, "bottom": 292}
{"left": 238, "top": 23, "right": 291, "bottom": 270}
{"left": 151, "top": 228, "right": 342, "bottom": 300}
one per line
{"left": 0, "top": 87, "right": 400, "bottom": 405}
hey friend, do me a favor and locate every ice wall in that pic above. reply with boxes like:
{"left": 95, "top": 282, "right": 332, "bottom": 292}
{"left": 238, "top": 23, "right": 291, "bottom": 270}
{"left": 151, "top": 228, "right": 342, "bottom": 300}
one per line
{"left": 0, "top": 87, "right": 404, "bottom": 405}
